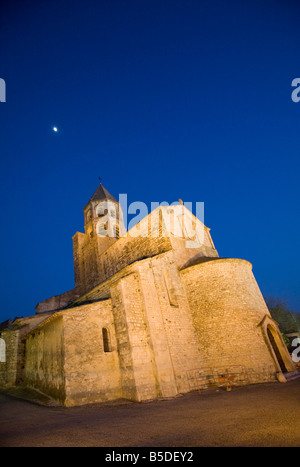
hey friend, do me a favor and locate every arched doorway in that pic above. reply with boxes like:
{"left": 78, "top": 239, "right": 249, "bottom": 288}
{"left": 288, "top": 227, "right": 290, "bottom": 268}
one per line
{"left": 267, "top": 326, "right": 288, "bottom": 373}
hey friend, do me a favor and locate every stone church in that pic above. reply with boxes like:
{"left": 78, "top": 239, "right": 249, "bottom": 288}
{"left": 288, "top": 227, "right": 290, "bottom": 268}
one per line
{"left": 0, "top": 183, "right": 297, "bottom": 406}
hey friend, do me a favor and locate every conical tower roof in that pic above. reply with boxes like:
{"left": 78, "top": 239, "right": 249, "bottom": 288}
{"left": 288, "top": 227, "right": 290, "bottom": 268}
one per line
{"left": 88, "top": 183, "right": 118, "bottom": 204}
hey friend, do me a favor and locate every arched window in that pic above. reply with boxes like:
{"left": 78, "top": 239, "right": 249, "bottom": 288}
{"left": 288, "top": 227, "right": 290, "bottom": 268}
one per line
{"left": 97, "top": 220, "right": 109, "bottom": 237}
{"left": 102, "top": 327, "right": 112, "bottom": 352}
{"left": 96, "top": 200, "right": 115, "bottom": 218}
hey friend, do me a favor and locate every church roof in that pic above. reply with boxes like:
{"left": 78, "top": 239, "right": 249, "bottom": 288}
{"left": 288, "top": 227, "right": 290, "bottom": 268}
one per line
{"left": 87, "top": 183, "right": 118, "bottom": 205}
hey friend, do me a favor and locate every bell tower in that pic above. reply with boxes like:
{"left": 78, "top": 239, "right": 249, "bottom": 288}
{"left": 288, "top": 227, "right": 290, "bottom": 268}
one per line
{"left": 73, "top": 182, "right": 126, "bottom": 295}
{"left": 83, "top": 182, "right": 125, "bottom": 239}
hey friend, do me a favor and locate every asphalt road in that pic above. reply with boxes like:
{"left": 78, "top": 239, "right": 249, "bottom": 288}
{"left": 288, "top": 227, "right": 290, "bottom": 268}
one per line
{"left": 0, "top": 379, "right": 299, "bottom": 447}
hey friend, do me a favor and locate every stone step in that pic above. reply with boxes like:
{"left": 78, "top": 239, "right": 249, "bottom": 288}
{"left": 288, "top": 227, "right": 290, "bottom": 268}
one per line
{"left": 283, "top": 370, "right": 300, "bottom": 381}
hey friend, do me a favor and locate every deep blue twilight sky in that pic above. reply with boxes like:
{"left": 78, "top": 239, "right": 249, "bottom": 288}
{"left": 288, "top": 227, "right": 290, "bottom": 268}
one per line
{"left": 0, "top": 0, "right": 299, "bottom": 323}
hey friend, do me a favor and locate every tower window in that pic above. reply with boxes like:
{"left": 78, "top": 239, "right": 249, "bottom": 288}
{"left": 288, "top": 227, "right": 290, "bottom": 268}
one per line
{"left": 98, "top": 208, "right": 108, "bottom": 218}
{"left": 97, "top": 221, "right": 109, "bottom": 237}
{"left": 102, "top": 327, "right": 112, "bottom": 352}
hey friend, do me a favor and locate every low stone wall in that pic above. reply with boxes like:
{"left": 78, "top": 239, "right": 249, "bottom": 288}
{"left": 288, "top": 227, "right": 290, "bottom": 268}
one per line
{"left": 24, "top": 316, "right": 65, "bottom": 403}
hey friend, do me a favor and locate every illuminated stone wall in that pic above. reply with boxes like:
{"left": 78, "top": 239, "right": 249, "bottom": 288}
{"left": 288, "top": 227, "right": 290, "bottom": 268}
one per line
{"left": 3, "top": 199, "right": 296, "bottom": 407}
{"left": 0, "top": 314, "right": 53, "bottom": 389}
{"left": 181, "top": 258, "right": 282, "bottom": 382}
{"left": 63, "top": 300, "right": 122, "bottom": 407}
{"left": 24, "top": 316, "right": 65, "bottom": 403}
{"left": 71, "top": 205, "right": 219, "bottom": 299}
{"left": 140, "top": 252, "right": 204, "bottom": 394}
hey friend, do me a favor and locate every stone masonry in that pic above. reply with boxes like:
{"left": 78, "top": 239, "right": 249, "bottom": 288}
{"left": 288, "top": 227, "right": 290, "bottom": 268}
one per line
{"left": 0, "top": 183, "right": 296, "bottom": 406}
